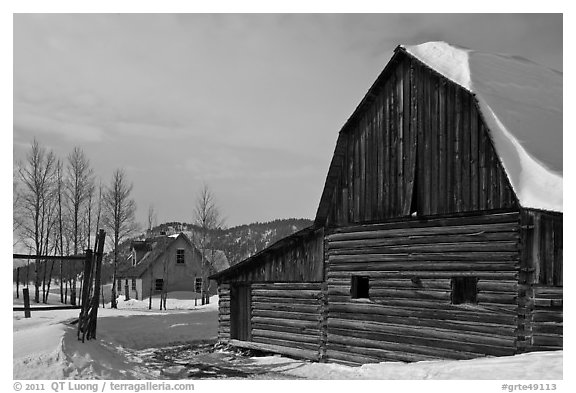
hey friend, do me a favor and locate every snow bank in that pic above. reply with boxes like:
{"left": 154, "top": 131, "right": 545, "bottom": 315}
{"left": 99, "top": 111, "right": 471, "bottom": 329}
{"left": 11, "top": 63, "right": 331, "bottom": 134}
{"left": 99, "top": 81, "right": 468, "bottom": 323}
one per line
{"left": 251, "top": 351, "right": 562, "bottom": 380}
{"left": 13, "top": 293, "right": 218, "bottom": 379}
{"left": 403, "top": 41, "right": 562, "bottom": 212}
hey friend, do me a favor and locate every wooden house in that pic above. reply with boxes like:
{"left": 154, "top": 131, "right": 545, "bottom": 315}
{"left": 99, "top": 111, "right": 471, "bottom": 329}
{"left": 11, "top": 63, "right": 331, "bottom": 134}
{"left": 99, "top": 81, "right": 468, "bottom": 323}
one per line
{"left": 210, "top": 42, "right": 562, "bottom": 365}
{"left": 118, "top": 233, "right": 229, "bottom": 300}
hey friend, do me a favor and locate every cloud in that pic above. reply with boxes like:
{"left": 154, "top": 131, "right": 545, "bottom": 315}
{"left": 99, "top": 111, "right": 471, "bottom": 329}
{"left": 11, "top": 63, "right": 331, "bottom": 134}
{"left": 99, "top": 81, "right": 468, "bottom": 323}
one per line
{"left": 13, "top": 111, "right": 105, "bottom": 143}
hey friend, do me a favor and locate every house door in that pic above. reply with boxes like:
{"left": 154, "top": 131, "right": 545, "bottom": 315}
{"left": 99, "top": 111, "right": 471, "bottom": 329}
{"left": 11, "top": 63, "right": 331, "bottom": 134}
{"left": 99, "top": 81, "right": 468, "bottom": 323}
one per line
{"left": 230, "top": 284, "right": 251, "bottom": 341}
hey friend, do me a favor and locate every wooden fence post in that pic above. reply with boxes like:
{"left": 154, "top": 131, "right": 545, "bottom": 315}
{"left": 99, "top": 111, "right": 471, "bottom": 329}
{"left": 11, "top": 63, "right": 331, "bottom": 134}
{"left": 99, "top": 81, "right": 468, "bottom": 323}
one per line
{"left": 16, "top": 267, "right": 20, "bottom": 299}
{"left": 77, "top": 249, "right": 93, "bottom": 341}
{"left": 23, "top": 288, "right": 31, "bottom": 318}
{"left": 86, "top": 229, "right": 105, "bottom": 340}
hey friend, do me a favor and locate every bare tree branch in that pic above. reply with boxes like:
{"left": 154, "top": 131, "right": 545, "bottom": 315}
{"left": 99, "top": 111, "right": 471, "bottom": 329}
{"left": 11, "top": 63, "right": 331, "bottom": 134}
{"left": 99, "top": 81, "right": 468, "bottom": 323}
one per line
{"left": 14, "top": 139, "right": 57, "bottom": 303}
{"left": 102, "top": 169, "right": 138, "bottom": 308}
{"left": 147, "top": 205, "right": 157, "bottom": 232}
{"left": 193, "top": 183, "right": 224, "bottom": 305}
{"left": 65, "top": 147, "right": 94, "bottom": 306}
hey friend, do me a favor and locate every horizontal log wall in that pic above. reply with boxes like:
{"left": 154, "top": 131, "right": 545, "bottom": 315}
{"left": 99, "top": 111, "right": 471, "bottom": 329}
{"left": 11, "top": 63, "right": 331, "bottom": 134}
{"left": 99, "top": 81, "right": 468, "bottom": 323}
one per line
{"left": 325, "top": 212, "right": 520, "bottom": 365}
{"left": 520, "top": 286, "right": 563, "bottom": 352}
{"left": 218, "top": 284, "right": 231, "bottom": 342}
{"left": 249, "top": 283, "right": 324, "bottom": 361}
{"left": 220, "top": 228, "right": 324, "bottom": 283}
{"left": 325, "top": 53, "right": 516, "bottom": 227}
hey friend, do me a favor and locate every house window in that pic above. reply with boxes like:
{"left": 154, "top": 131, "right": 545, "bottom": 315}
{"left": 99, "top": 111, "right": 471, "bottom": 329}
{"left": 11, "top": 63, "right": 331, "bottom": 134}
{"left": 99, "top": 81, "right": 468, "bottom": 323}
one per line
{"left": 176, "top": 249, "right": 185, "bottom": 264}
{"left": 117, "top": 279, "right": 122, "bottom": 291}
{"left": 351, "top": 276, "right": 370, "bottom": 299}
{"left": 155, "top": 279, "right": 164, "bottom": 291}
{"left": 131, "top": 279, "right": 136, "bottom": 290}
{"left": 195, "top": 277, "right": 203, "bottom": 293}
{"left": 451, "top": 277, "right": 478, "bottom": 305}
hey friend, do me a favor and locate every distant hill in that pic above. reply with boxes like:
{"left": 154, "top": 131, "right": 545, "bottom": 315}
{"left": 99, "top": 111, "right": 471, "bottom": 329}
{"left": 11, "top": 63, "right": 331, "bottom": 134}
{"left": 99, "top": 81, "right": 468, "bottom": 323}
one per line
{"left": 210, "top": 218, "right": 313, "bottom": 265}
{"left": 151, "top": 218, "right": 313, "bottom": 266}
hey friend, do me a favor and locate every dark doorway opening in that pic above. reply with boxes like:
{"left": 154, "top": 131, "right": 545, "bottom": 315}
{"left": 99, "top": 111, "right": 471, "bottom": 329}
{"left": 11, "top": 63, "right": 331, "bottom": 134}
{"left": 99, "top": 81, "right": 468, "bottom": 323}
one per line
{"left": 230, "top": 284, "right": 251, "bottom": 341}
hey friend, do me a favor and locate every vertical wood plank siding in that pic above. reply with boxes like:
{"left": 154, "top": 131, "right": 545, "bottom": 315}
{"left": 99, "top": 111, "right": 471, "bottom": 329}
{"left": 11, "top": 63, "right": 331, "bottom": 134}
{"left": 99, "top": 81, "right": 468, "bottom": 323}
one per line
{"left": 325, "top": 212, "right": 520, "bottom": 364}
{"left": 326, "top": 56, "right": 516, "bottom": 226}
{"left": 519, "top": 210, "right": 563, "bottom": 286}
{"left": 218, "top": 227, "right": 324, "bottom": 283}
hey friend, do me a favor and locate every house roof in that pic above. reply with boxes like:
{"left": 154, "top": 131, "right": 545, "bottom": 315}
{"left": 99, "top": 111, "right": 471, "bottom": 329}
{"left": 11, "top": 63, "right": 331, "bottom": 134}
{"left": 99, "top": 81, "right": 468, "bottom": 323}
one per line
{"left": 118, "top": 233, "right": 229, "bottom": 278}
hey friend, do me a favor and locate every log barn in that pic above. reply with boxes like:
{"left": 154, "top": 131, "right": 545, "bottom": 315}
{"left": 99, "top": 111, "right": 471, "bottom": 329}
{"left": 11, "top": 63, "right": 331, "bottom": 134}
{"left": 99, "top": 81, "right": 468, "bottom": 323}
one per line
{"left": 210, "top": 42, "right": 563, "bottom": 365}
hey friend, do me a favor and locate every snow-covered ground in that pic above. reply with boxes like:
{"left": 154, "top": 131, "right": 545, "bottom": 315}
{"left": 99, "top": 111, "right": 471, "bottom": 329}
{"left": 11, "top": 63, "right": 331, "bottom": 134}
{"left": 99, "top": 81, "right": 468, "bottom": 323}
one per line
{"left": 13, "top": 291, "right": 562, "bottom": 380}
{"left": 250, "top": 351, "right": 562, "bottom": 380}
{"left": 13, "top": 293, "right": 218, "bottom": 379}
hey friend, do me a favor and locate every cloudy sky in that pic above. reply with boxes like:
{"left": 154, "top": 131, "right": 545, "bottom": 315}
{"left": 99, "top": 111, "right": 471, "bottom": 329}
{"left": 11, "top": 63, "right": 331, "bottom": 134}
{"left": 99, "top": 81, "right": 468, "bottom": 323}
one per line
{"left": 12, "top": 14, "right": 562, "bottom": 228}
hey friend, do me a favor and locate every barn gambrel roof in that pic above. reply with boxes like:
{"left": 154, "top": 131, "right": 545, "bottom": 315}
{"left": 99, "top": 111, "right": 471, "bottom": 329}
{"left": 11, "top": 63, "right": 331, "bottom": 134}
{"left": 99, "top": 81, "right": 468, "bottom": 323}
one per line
{"left": 404, "top": 42, "right": 562, "bottom": 213}
{"left": 316, "top": 42, "right": 562, "bottom": 225}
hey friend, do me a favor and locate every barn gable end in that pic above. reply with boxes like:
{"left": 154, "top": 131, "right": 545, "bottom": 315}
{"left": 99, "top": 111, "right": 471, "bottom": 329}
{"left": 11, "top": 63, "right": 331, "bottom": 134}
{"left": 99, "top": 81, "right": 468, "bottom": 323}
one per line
{"left": 317, "top": 48, "right": 517, "bottom": 228}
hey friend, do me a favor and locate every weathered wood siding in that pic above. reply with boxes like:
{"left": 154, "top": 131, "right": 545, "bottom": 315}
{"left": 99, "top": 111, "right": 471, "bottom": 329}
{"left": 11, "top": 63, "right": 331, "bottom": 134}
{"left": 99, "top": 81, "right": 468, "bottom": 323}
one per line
{"left": 324, "top": 54, "right": 516, "bottom": 227}
{"left": 516, "top": 210, "right": 562, "bottom": 353}
{"left": 248, "top": 283, "right": 324, "bottom": 361}
{"left": 218, "top": 227, "right": 324, "bottom": 283}
{"left": 324, "top": 212, "right": 520, "bottom": 364}
{"left": 218, "top": 284, "right": 231, "bottom": 342}
{"left": 519, "top": 210, "right": 562, "bottom": 286}
{"left": 526, "top": 286, "right": 563, "bottom": 351}
{"left": 230, "top": 284, "right": 252, "bottom": 341}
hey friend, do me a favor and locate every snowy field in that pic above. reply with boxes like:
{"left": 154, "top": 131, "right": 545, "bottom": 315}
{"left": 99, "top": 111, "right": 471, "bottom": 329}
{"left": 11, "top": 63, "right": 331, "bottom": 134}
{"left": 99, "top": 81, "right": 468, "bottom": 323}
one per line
{"left": 13, "top": 290, "right": 562, "bottom": 380}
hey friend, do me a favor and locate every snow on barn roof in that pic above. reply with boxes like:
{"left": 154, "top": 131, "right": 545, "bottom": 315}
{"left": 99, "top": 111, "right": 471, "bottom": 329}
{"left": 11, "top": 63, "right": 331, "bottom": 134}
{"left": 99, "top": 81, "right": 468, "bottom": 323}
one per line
{"left": 403, "top": 41, "right": 562, "bottom": 213}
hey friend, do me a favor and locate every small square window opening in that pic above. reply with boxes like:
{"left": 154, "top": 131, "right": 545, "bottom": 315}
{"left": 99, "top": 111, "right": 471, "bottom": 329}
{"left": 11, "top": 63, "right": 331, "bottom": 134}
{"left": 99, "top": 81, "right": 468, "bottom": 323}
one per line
{"left": 351, "top": 276, "right": 370, "bottom": 299}
{"left": 451, "top": 277, "right": 478, "bottom": 304}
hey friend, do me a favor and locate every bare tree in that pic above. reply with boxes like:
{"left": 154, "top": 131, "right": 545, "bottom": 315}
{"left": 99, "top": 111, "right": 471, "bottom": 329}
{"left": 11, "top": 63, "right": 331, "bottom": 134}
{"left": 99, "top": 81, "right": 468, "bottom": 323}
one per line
{"left": 193, "top": 184, "right": 224, "bottom": 305}
{"left": 65, "top": 147, "right": 94, "bottom": 305}
{"left": 147, "top": 205, "right": 157, "bottom": 232}
{"left": 14, "top": 139, "right": 57, "bottom": 303}
{"left": 102, "top": 169, "right": 138, "bottom": 308}
{"left": 41, "top": 197, "right": 57, "bottom": 303}
{"left": 54, "top": 159, "right": 66, "bottom": 303}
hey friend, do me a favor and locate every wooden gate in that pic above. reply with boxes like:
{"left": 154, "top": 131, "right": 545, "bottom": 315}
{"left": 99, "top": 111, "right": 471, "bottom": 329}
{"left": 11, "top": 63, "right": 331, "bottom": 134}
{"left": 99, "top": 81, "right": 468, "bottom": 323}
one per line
{"left": 13, "top": 229, "right": 106, "bottom": 342}
{"left": 230, "top": 284, "right": 251, "bottom": 341}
